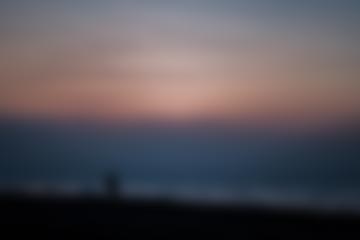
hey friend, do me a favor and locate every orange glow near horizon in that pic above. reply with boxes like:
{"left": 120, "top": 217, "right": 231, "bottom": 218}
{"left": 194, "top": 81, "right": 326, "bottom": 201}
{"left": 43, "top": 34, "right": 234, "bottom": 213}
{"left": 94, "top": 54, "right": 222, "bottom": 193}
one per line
{"left": 0, "top": 1, "right": 359, "bottom": 128}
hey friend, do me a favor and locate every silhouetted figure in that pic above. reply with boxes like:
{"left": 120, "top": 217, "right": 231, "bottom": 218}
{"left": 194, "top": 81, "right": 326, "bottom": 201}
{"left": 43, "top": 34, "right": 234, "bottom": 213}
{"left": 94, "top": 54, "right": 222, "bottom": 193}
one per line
{"left": 105, "top": 172, "right": 121, "bottom": 199}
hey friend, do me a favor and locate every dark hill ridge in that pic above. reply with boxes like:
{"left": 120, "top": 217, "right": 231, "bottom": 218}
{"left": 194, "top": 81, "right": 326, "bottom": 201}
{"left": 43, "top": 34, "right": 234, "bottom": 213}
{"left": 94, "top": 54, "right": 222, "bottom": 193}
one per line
{"left": 1, "top": 193, "right": 360, "bottom": 238}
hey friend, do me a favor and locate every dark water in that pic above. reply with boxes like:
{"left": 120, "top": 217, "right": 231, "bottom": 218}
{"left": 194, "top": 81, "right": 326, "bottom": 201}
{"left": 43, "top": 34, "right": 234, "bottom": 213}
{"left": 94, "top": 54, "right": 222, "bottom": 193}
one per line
{"left": 1, "top": 118, "right": 360, "bottom": 207}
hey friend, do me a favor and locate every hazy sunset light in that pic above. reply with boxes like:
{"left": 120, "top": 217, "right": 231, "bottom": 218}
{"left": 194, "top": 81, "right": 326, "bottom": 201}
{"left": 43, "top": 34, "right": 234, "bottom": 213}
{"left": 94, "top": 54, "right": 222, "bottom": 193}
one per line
{"left": 0, "top": 0, "right": 359, "bottom": 128}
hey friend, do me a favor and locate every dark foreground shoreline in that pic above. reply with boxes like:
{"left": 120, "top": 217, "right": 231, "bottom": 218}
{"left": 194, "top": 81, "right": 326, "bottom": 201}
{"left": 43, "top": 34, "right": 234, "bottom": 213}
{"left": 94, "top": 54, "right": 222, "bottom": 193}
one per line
{"left": 1, "top": 193, "right": 360, "bottom": 238}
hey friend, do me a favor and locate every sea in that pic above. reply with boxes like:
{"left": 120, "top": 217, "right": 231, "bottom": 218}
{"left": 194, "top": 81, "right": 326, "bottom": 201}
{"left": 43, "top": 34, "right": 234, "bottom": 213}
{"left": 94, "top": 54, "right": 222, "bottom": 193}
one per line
{"left": 1, "top": 117, "right": 359, "bottom": 210}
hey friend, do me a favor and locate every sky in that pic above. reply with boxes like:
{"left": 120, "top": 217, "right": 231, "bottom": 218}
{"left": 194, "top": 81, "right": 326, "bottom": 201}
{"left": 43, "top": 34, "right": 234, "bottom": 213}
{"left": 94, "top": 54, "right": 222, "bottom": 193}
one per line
{"left": 0, "top": 0, "right": 359, "bottom": 127}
